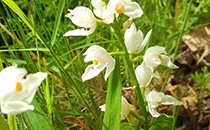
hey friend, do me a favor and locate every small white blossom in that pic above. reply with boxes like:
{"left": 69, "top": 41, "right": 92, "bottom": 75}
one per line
{"left": 0, "top": 66, "right": 47, "bottom": 114}
{"left": 63, "top": 6, "right": 97, "bottom": 36}
{"left": 82, "top": 45, "right": 115, "bottom": 81}
{"left": 144, "top": 46, "right": 178, "bottom": 69}
{"left": 102, "top": 0, "right": 143, "bottom": 24}
{"left": 135, "top": 62, "right": 154, "bottom": 87}
{"left": 124, "top": 22, "right": 152, "bottom": 54}
{"left": 91, "top": 0, "right": 106, "bottom": 18}
{"left": 146, "top": 91, "right": 183, "bottom": 118}
{"left": 99, "top": 96, "right": 131, "bottom": 120}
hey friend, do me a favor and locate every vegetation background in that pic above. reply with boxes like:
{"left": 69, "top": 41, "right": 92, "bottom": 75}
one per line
{"left": 0, "top": 0, "right": 210, "bottom": 129}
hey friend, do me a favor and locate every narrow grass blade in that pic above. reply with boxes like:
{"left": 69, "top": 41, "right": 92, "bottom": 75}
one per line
{"left": 102, "top": 57, "right": 122, "bottom": 130}
{"left": 2, "top": 0, "right": 44, "bottom": 44}
{"left": 0, "top": 115, "right": 9, "bottom": 130}
{"left": 161, "top": 0, "right": 192, "bottom": 92}
{"left": 17, "top": 114, "right": 26, "bottom": 130}
{"left": 51, "top": 0, "right": 65, "bottom": 46}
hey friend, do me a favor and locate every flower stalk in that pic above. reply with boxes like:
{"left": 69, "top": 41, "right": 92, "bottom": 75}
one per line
{"left": 129, "top": 111, "right": 145, "bottom": 123}
{"left": 8, "top": 114, "right": 18, "bottom": 130}
{"left": 109, "top": 51, "right": 125, "bottom": 56}
{"left": 131, "top": 55, "right": 144, "bottom": 63}
{"left": 111, "top": 20, "right": 148, "bottom": 130}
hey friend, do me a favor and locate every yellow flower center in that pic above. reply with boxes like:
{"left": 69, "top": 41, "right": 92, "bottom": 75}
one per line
{"left": 93, "top": 59, "right": 99, "bottom": 65}
{"left": 157, "top": 101, "right": 162, "bottom": 106}
{"left": 115, "top": 5, "right": 124, "bottom": 13}
{"left": 158, "top": 55, "right": 162, "bottom": 61}
{"left": 16, "top": 82, "right": 22, "bottom": 92}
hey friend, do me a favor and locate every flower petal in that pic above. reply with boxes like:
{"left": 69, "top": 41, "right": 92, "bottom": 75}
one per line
{"left": 1, "top": 101, "right": 34, "bottom": 114}
{"left": 124, "top": 22, "right": 143, "bottom": 53}
{"left": 102, "top": 8, "right": 115, "bottom": 24}
{"left": 146, "top": 91, "right": 163, "bottom": 108}
{"left": 104, "top": 58, "right": 115, "bottom": 81}
{"left": 0, "top": 82, "right": 17, "bottom": 102}
{"left": 161, "top": 55, "right": 178, "bottom": 69}
{"left": 148, "top": 106, "right": 160, "bottom": 118}
{"left": 121, "top": 96, "right": 131, "bottom": 120}
{"left": 0, "top": 66, "right": 26, "bottom": 81}
{"left": 161, "top": 95, "right": 183, "bottom": 106}
{"left": 137, "top": 30, "right": 152, "bottom": 53}
{"left": 123, "top": 1, "right": 143, "bottom": 18}
{"left": 82, "top": 63, "right": 107, "bottom": 82}
{"left": 144, "top": 53, "right": 162, "bottom": 69}
{"left": 99, "top": 104, "right": 106, "bottom": 112}
{"left": 84, "top": 45, "right": 111, "bottom": 63}
{"left": 91, "top": 0, "right": 106, "bottom": 18}
{"left": 63, "top": 27, "right": 95, "bottom": 36}
{"left": 145, "top": 46, "right": 166, "bottom": 56}
{"left": 66, "top": 6, "right": 96, "bottom": 28}
{"left": 21, "top": 72, "right": 47, "bottom": 104}
{"left": 135, "top": 62, "right": 154, "bottom": 87}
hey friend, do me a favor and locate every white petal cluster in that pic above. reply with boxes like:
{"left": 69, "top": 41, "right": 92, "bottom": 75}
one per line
{"left": 91, "top": 0, "right": 106, "bottom": 18}
{"left": 135, "top": 62, "right": 154, "bottom": 87}
{"left": 0, "top": 66, "right": 47, "bottom": 114}
{"left": 99, "top": 96, "right": 131, "bottom": 120}
{"left": 144, "top": 46, "right": 178, "bottom": 69}
{"left": 135, "top": 46, "right": 178, "bottom": 87}
{"left": 124, "top": 22, "right": 152, "bottom": 54}
{"left": 63, "top": 6, "right": 97, "bottom": 36}
{"left": 146, "top": 91, "right": 183, "bottom": 118}
{"left": 91, "top": 0, "right": 143, "bottom": 24}
{"left": 82, "top": 45, "right": 115, "bottom": 82}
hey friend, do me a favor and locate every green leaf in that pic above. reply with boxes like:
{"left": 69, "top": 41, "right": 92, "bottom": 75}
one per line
{"left": 121, "top": 122, "right": 143, "bottom": 130}
{"left": 102, "top": 57, "right": 122, "bottom": 130}
{"left": 0, "top": 114, "right": 9, "bottom": 130}
{"left": 24, "top": 99, "right": 55, "bottom": 130}
{"left": 149, "top": 114, "right": 174, "bottom": 130}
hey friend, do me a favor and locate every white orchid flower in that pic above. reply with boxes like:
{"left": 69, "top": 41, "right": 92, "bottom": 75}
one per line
{"left": 0, "top": 66, "right": 47, "bottom": 114}
{"left": 124, "top": 22, "right": 152, "bottom": 54}
{"left": 135, "top": 62, "right": 154, "bottom": 87}
{"left": 82, "top": 45, "right": 115, "bottom": 82}
{"left": 144, "top": 46, "right": 178, "bottom": 69}
{"left": 91, "top": 0, "right": 106, "bottom": 18}
{"left": 63, "top": 6, "right": 97, "bottom": 36}
{"left": 102, "top": 0, "right": 143, "bottom": 24}
{"left": 146, "top": 91, "right": 183, "bottom": 118}
{"left": 99, "top": 96, "right": 131, "bottom": 120}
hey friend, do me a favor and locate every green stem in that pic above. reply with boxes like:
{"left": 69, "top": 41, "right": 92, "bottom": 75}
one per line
{"left": 8, "top": 114, "right": 18, "bottom": 130}
{"left": 109, "top": 51, "right": 125, "bottom": 56}
{"left": 111, "top": 21, "right": 149, "bottom": 130}
{"left": 130, "top": 111, "right": 145, "bottom": 123}
{"left": 96, "top": 19, "right": 107, "bottom": 26}
{"left": 209, "top": 121, "right": 210, "bottom": 130}
{"left": 172, "top": 106, "right": 180, "bottom": 128}
{"left": 161, "top": 0, "right": 192, "bottom": 92}
{"left": 0, "top": 55, "right": 3, "bottom": 71}
{"left": 131, "top": 56, "right": 144, "bottom": 63}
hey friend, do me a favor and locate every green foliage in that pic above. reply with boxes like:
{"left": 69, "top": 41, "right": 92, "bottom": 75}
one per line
{"left": 149, "top": 114, "right": 174, "bottom": 130}
{"left": 24, "top": 99, "right": 55, "bottom": 130}
{"left": 0, "top": 115, "right": 9, "bottom": 130}
{"left": 190, "top": 66, "right": 210, "bottom": 107}
{"left": 102, "top": 57, "right": 122, "bottom": 130}
{"left": 190, "top": 66, "right": 210, "bottom": 92}
{"left": 121, "top": 122, "right": 143, "bottom": 130}
{"left": 0, "top": 0, "right": 209, "bottom": 129}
